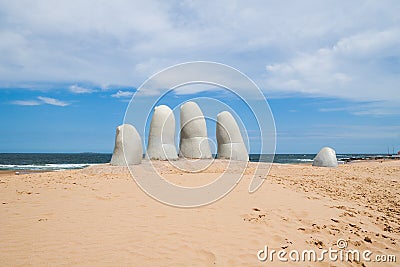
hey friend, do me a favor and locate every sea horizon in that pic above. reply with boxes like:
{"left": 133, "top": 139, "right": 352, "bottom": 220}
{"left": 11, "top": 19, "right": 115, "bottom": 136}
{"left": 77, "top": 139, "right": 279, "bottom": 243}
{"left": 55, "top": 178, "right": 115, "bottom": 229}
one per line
{"left": 0, "top": 152, "right": 395, "bottom": 171}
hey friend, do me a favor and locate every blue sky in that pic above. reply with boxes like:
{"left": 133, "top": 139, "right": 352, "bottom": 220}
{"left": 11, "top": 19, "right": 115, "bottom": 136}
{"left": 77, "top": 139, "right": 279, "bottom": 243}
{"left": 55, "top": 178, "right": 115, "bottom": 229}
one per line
{"left": 0, "top": 1, "right": 399, "bottom": 154}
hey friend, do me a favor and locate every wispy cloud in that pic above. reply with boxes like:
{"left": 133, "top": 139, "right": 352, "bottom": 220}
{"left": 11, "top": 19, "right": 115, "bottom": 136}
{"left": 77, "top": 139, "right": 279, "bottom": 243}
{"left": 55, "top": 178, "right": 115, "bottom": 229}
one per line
{"left": 278, "top": 124, "right": 400, "bottom": 140}
{"left": 318, "top": 101, "right": 400, "bottom": 116}
{"left": 12, "top": 96, "right": 69, "bottom": 107}
{"left": 69, "top": 85, "right": 95, "bottom": 94}
{"left": 264, "top": 28, "right": 400, "bottom": 104}
{"left": 37, "top": 96, "right": 69, "bottom": 106}
{"left": 111, "top": 90, "right": 134, "bottom": 98}
{"left": 1, "top": 1, "right": 398, "bottom": 93}
{"left": 11, "top": 100, "right": 41, "bottom": 106}
{"left": 1, "top": 1, "right": 399, "bottom": 115}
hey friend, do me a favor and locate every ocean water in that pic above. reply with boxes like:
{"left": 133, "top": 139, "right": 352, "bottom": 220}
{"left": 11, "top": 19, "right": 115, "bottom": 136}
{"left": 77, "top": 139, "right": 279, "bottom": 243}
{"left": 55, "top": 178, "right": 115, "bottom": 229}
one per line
{"left": 0, "top": 153, "right": 112, "bottom": 171}
{"left": 0, "top": 153, "right": 382, "bottom": 171}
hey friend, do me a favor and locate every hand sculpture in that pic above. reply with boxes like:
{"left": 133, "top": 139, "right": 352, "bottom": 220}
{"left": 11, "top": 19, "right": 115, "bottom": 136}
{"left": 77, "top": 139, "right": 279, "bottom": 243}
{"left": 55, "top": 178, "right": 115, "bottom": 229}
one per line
{"left": 216, "top": 111, "right": 248, "bottom": 161}
{"left": 312, "top": 147, "right": 338, "bottom": 167}
{"left": 110, "top": 124, "right": 142, "bottom": 165}
{"left": 179, "top": 101, "right": 212, "bottom": 159}
{"left": 147, "top": 105, "right": 178, "bottom": 160}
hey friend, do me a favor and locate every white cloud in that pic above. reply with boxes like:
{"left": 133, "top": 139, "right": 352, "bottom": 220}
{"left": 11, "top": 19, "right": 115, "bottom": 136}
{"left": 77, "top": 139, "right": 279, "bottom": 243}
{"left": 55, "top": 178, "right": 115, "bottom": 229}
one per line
{"left": 11, "top": 96, "right": 69, "bottom": 106}
{"left": 111, "top": 90, "right": 134, "bottom": 98}
{"left": 37, "top": 96, "right": 69, "bottom": 106}
{"left": 278, "top": 124, "right": 400, "bottom": 140}
{"left": 173, "top": 83, "right": 223, "bottom": 95}
{"left": 320, "top": 100, "right": 400, "bottom": 116}
{"left": 134, "top": 62, "right": 263, "bottom": 98}
{"left": 0, "top": 0, "right": 399, "bottom": 113}
{"left": 11, "top": 100, "right": 41, "bottom": 106}
{"left": 69, "top": 85, "right": 95, "bottom": 94}
{"left": 264, "top": 28, "right": 400, "bottom": 106}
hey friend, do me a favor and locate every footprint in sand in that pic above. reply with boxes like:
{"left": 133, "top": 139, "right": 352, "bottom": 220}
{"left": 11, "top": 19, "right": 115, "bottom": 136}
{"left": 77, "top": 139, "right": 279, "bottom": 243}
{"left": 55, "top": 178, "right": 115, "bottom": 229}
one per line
{"left": 196, "top": 249, "right": 216, "bottom": 264}
{"left": 242, "top": 208, "right": 268, "bottom": 223}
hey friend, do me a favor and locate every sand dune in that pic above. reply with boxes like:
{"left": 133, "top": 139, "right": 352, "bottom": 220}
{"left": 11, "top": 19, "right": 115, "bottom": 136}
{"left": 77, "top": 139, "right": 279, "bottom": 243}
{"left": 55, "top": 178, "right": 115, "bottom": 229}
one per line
{"left": 0, "top": 160, "right": 399, "bottom": 266}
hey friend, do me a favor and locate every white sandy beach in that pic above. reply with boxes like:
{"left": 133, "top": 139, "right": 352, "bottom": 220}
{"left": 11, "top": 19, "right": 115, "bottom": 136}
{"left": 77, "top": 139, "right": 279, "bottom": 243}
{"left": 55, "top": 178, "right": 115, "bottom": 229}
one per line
{"left": 0, "top": 160, "right": 399, "bottom": 266}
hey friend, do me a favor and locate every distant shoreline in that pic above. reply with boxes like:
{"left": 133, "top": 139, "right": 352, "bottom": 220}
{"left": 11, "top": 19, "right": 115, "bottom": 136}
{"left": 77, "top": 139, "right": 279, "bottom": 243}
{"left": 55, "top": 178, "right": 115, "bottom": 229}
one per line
{"left": 1, "top": 157, "right": 399, "bottom": 175}
{"left": 1, "top": 153, "right": 399, "bottom": 172}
